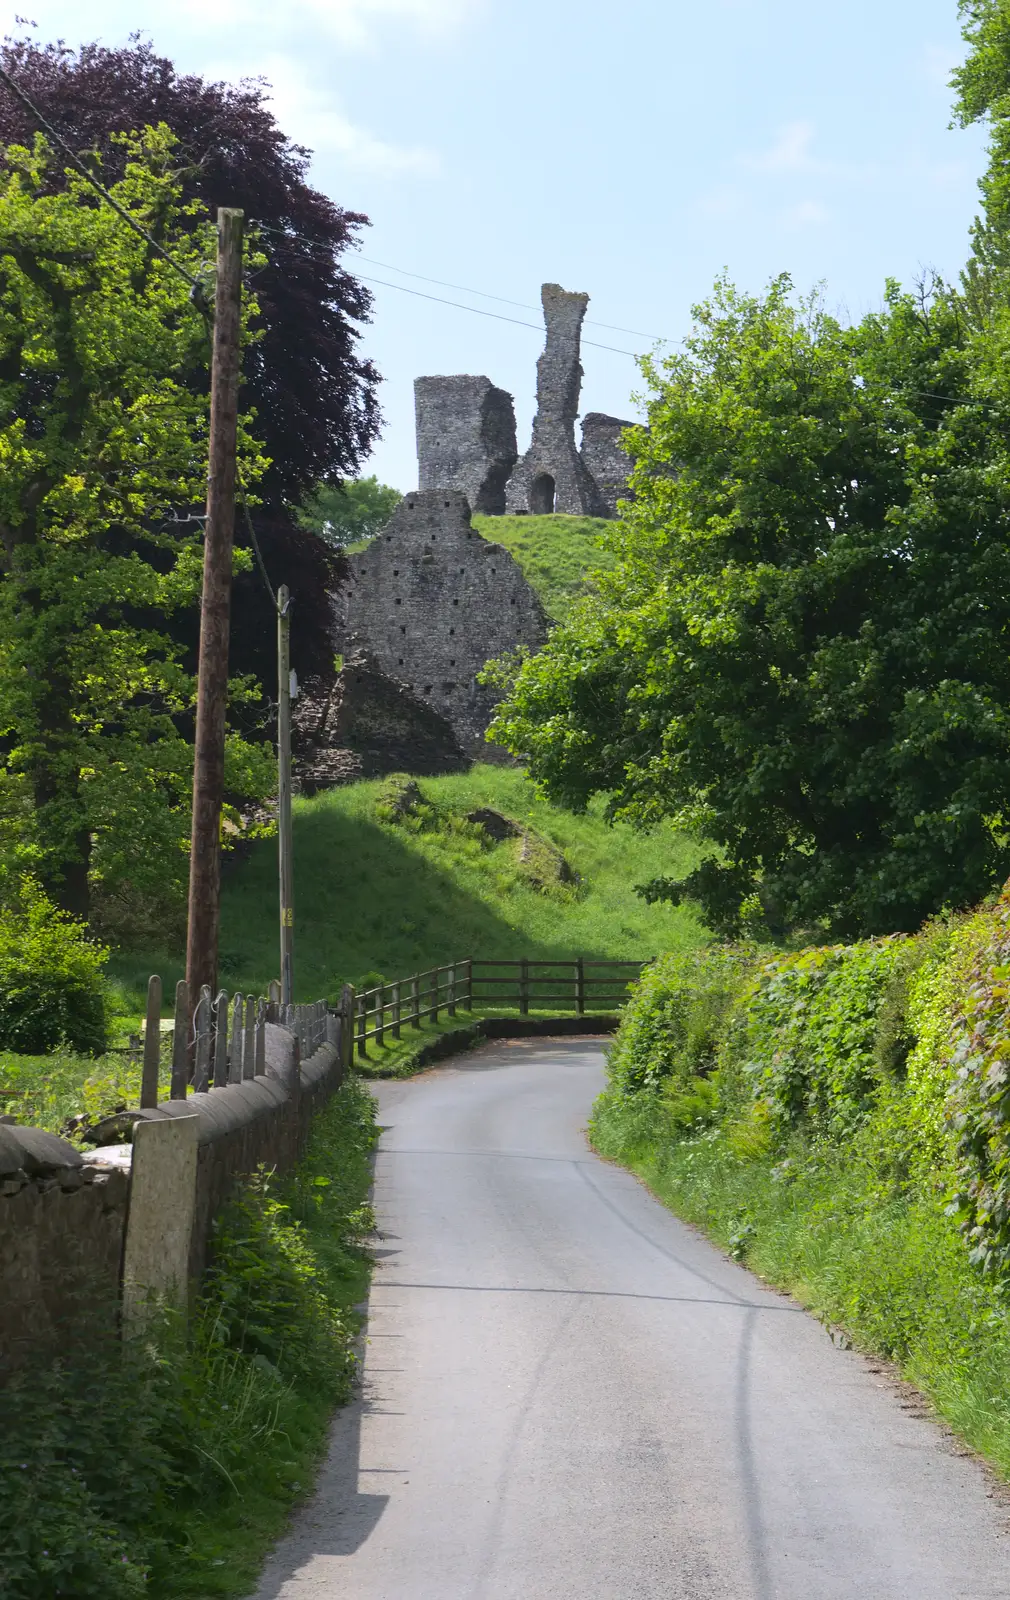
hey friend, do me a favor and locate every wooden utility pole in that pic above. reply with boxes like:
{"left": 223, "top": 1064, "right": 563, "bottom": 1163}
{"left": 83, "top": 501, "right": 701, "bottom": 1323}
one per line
{"left": 277, "top": 584, "right": 295, "bottom": 1004}
{"left": 185, "top": 208, "right": 244, "bottom": 1006}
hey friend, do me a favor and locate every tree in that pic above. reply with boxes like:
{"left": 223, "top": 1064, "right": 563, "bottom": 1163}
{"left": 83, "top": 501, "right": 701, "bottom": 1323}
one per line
{"left": 488, "top": 275, "right": 1010, "bottom": 938}
{"left": 0, "top": 127, "right": 273, "bottom": 923}
{"left": 297, "top": 475, "right": 402, "bottom": 547}
{"left": 0, "top": 34, "right": 380, "bottom": 684}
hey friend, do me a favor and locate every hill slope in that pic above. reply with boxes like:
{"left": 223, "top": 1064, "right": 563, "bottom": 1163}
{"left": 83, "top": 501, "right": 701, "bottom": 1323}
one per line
{"left": 204, "top": 766, "right": 705, "bottom": 999}
{"left": 468, "top": 514, "right": 616, "bottom": 622}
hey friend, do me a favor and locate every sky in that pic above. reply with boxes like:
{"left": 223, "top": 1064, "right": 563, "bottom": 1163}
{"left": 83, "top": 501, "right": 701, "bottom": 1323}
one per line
{"left": 2, "top": 0, "right": 989, "bottom": 490}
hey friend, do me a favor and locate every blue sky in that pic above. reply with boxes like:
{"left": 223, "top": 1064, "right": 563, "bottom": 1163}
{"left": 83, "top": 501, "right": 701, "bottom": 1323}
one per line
{"left": 4, "top": 0, "right": 988, "bottom": 490}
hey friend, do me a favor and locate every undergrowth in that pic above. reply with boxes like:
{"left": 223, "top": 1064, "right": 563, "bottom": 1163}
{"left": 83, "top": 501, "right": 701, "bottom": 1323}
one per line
{"left": 591, "top": 887, "right": 1010, "bottom": 1479}
{"left": 0, "top": 1075, "right": 377, "bottom": 1600}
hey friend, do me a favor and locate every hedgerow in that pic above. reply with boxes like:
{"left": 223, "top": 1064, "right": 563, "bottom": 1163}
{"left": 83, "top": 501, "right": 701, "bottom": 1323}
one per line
{"left": 592, "top": 880, "right": 1010, "bottom": 1476}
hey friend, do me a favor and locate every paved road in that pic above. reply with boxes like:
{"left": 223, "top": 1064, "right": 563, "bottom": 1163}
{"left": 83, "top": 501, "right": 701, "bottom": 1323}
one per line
{"left": 253, "top": 1039, "right": 1010, "bottom": 1599}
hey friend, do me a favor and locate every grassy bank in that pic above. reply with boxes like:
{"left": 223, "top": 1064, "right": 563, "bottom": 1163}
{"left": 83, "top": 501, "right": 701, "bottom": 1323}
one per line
{"left": 473, "top": 514, "right": 615, "bottom": 621}
{"left": 109, "top": 766, "right": 706, "bottom": 1003}
{"left": 591, "top": 907, "right": 1010, "bottom": 1481}
{"left": 0, "top": 1075, "right": 377, "bottom": 1600}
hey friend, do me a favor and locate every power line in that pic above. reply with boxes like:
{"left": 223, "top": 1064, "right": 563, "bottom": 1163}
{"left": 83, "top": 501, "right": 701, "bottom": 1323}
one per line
{"left": 251, "top": 220, "right": 664, "bottom": 350}
{"left": 0, "top": 62, "right": 204, "bottom": 298}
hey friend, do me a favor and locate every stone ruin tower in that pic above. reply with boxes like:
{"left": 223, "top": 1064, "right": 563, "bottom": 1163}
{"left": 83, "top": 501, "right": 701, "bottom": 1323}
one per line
{"left": 506, "top": 284, "right": 600, "bottom": 515}
{"left": 414, "top": 376, "right": 517, "bottom": 515}
{"left": 413, "top": 282, "right": 637, "bottom": 519}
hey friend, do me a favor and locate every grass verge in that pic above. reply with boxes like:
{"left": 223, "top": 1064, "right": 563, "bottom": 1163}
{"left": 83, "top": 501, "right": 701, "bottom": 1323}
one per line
{"left": 591, "top": 1092, "right": 1010, "bottom": 1478}
{"left": 0, "top": 1074, "right": 378, "bottom": 1600}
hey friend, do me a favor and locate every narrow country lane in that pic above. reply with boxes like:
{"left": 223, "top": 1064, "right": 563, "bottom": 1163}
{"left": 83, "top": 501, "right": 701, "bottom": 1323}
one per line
{"left": 252, "top": 1039, "right": 1010, "bottom": 1600}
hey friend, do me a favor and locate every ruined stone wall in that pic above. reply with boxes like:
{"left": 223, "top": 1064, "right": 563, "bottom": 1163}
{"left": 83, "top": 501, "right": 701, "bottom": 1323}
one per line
{"left": 336, "top": 490, "right": 549, "bottom": 756}
{"left": 414, "top": 375, "right": 518, "bottom": 515}
{"left": 505, "top": 284, "right": 598, "bottom": 515}
{"left": 580, "top": 412, "right": 636, "bottom": 517}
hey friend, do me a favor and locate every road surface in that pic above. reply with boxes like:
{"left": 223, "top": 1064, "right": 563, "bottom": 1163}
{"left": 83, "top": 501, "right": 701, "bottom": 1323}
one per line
{"left": 253, "top": 1038, "right": 1010, "bottom": 1599}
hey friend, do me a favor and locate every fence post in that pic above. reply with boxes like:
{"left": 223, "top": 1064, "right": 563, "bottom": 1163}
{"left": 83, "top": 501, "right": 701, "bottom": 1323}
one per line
{"left": 171, "top": 979, "right": 189, "bottom": 1099}
{"left": 229, "top": 993, "right": 244, "bottom": 1082}
{"left": 392, "top": 980, "right": 401, "bottom": 1040}
{"left": 576, "top": 956, "right": 585, "bottom": 1016}
{"left": 520, "top": 957, "right": 529, "bottom": 1017}
{"left": 253, "top": 999, "right": 266, "bottom": 1074}
{"left": 431, "top": 968, "right": 440, "bottom": 1025}
{"left": 356, "top": 992, "right": 367, "bottom": 1059}
{"left": 448, "top": 962, "right": 456, "bottom": 1017}
{"left": 141, "top": 974, "right": 162, "bottom": 1110}
{"left": 464, "top": 957, "right": 473, "bottom": 1012}
{"left": 192, "top": 985, "right": 212, "bottom": 1093}
{"left": 376, "top": 983, "right": 385, "bottom": 1049}
{"left": 243, "top": 996, "right": 257, "bottom": 1080}
{"left": 411, "top": 973, "right": 420, "bottom": 1028}
{"left": 212, "top": 990, "right": 229, "bottom": 1086}
{"left": 342, "top": 984, "right": 355, "bottom": 1071}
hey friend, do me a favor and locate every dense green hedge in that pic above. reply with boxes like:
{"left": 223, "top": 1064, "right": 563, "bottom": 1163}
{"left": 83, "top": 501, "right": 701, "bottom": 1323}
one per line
{"left": 603, "top": 886, "right": 1010, "bottom": 1280}
{"left": 0, "top": 880, "right": 108, "bottom": 1055}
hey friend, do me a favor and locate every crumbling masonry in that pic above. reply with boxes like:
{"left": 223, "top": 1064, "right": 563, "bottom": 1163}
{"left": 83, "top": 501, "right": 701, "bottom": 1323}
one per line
{"left": 333, "top": 490, "right": 549, "bottom": 760}
{"left": 414, "top": 282, "right": 638, "bottom": 518}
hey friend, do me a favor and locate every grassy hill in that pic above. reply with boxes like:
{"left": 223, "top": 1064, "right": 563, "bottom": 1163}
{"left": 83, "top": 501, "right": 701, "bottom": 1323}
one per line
{"left": 473, "top": 514, "right": 616, "bottom": 621}
{"left": 109, "top": 766, "right": 706, "bottom": 1002}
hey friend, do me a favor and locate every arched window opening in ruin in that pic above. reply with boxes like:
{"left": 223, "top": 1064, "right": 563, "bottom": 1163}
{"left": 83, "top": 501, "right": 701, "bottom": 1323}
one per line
{"left": 530, "top": 473, "right": 556, "bottom": 514}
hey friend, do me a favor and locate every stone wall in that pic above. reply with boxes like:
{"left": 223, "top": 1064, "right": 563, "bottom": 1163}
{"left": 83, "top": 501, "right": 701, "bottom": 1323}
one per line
{"left": 0, "top": 1019, "right": 350, "bottom": 1370}
{"left": 335, "top": 489, "right": 549, "bottom": 756}
{"left": 294, "top": 651, "right": 467, "bottom": 791}
{"left": 505, "top": 284, "right": 599, "bottom": 515}
{"left": 414, "top": 375, "right": 518, "bottom": 515}
{"left": 580, "top": 412, "right": 636, "bottom": 517}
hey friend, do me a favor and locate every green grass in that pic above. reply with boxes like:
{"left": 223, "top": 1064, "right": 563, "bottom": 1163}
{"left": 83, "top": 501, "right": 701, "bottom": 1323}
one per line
{"left": 472, "top": 514, "right": 615, "bottom": 621}
{"left": 592, "top": 1093, "right": 1010, "bottom": 1480}
{"left": 108, "top": 765, "right": 707, "bottom": 1004}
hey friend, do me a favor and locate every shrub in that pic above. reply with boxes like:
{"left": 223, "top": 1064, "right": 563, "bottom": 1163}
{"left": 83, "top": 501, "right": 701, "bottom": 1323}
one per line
{"left": 607, "top": 946, "right": 754, "bottom": 1097}
{"left": 0, "top": 879, "right": 108, "bottom": 1055}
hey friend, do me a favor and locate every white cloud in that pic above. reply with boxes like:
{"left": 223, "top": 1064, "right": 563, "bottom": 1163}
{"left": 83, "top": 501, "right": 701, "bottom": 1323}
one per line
{"left": 782, "top": 199, "right": 831, "bottom": 227}
{"left": 222, "top": 55, "right": 440, "bottom": 177}
{"left": 176, "top": 0, "right": 476, "bottom": 49}
{"left": 745, "top": 120, "right": 817, "bottom": 174}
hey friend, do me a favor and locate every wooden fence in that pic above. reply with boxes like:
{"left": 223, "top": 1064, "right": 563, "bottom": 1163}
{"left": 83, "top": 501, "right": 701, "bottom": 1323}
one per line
{"left": 139, "top": 977, "right": 351, "bottom": 1108}
{"left": 353, "top": 957, "right": 646, "bottom": 1057}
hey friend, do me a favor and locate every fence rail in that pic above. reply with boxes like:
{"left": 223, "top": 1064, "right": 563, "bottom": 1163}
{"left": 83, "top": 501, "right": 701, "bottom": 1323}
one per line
{"left": 353, "top": 956, "right": 647, "bottom": 1056}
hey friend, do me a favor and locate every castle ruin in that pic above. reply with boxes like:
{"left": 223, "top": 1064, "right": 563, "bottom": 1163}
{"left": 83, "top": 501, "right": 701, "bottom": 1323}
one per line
{"left": 414, "top": 282, "right": 637, "bottom": 519}
{"left": 333, "top": 490, "right": 548, "bottom": 760}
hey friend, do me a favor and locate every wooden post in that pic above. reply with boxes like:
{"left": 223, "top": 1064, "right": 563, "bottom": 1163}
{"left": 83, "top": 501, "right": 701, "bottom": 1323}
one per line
{"left": 342, "top": 983, "right": 355, "bottom": 1071}
{"left": 520, "top": 957, "right": 529, "bottom": 1017}
{"left": 392, "top": 980, "right": 401, "bottom": 1039}
{"left": 376, "top": 983, "right": 385, "bottom": 1048}
{"left": 185, "top": 208, "right": 245, "bottom": 1011}
{"left": 464, "top": 957, "right": 473, "bottom": 1012}
{"left": 277, "top": 585, "right": 294, "bottom": 1006}
{"left": 356, "top": 992, "right": 366, "bottom": 1059}
{"left": 229, "top": 993, "right": 244, "bottom": 1082}
{"left": 448, "top": 962, "right": 456, "bottom": 1017}
{"left": 243, "top": 995, "right": 256, "bottom": 1080}
{"left": 431, "top": 968, "right": 440, "bottom": 1025}
{"left": 140, "top": 974, "right": 162, "bottom": 1109}
{"left": 255, "top": 999, "right": 267, "bottom": 1075}
{"left": 170, "top": 979, "right": 189, "bottom": 1100}
{"left": 411, "top": 973, "right": 420, "bottom": 1028}
{"left": 576, "top": 956, "right": 585, "bottom": 1016}
{"left": 193, "top": 984, "right": 212, "bottom": 1092}
{"left": 213, "top": 990, "right": 229, "bottom": 1086}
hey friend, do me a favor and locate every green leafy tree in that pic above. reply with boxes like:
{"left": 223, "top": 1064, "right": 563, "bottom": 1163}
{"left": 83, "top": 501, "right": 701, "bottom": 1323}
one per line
{"left": 489, "top": 275, "right": 1010, "bottom": 938}
{"left": 0, "top": 126, "right": 273, "bottom": 927}
{"left": 297, "top": 474, "right": 401, "bottom": 547}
